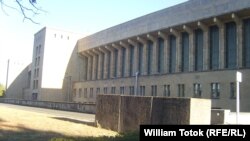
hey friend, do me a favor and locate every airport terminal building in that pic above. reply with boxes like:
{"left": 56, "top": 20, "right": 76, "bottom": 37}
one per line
{"left": 64, "top": 0, "right": 250, "bottom": 111}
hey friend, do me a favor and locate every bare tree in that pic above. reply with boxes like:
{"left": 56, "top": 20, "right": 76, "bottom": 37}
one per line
{"left": 0, "top": 0, "right": 45, "bottom": 24}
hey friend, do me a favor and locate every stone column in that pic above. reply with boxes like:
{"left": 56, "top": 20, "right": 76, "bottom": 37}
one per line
{"left": 137, "top": 37, "right": 147, "bottom": 75}
{"left": 89, "top": 50, "right": 98, "bottom": 80}
{"left": 120, "top": 41, "right": 130, "bottom": 77}
{"left": 128, "top": 39, "right": 138, "bottom": 76}
{"left": 232, "top": 13, "right": 243, "bottom": 68}
{"left": 93, "top": 49, "right": 103, "bottom": 80}
{"left": 99, "top": 47, "right": 109, "bottom": 79}
{"left": 112, "top": 43, "right": 122, "bottom": 78}
{"left": 198, "top": 21, "right": 209, "bottom": 71}
{"left": 183, "top": 25, "right": 194, "bottom": 72}
{"left": 158, "top": 31, "right": 169, "bottom": 73}
{"left": 214, "top": 17, "right": 225, "bottom": 69}
{"left": 83, "top": 52, "right": 92, "bottom": 81}
{"left": 170, "top": 28, "right": 181, "bottom": 73}
{"left": 105, "top": 46, "right": 115, "bottom": 78}
{"left": 147, "top": 34, "right": 158, "bottom": 74}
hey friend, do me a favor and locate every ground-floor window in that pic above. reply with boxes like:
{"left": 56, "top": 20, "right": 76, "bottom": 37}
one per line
{"left": 211, "top": 83, "right": 220, "bottom": 99}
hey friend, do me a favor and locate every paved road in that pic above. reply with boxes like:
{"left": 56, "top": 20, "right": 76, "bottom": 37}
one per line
{"left": 0, "top": 103, "right": 95, "bottom": 123}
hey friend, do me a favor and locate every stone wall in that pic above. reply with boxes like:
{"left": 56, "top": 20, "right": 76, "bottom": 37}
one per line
{"left": 95, "top": 95, "right": 211, "bottom": 132}
{"left": 0, "top": 98, "right": 95, "bottom": 114}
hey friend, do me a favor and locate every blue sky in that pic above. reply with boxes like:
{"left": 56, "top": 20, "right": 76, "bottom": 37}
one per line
{"left": 0, "top": 0, "right": 187, "bottom": 85}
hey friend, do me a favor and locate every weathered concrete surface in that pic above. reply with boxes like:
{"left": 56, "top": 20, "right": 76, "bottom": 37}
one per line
{"left": 120, "top": 96, "right": 152, "bottom": 132}
{"left": 95, "top": 95, "right": 211, "bottom": 132}
{"left": 0, "top": 98, "right": 95, "bottom": 114}
{"left": 151, "top": 97, "right": 191, "bottom": 125}
{"left": 95, "top": 95, "right": 120, "bottom": 131}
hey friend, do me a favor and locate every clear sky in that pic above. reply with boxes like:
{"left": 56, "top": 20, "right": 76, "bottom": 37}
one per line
{"left": 0, "top": 0, "right": 187, "bottom": 86}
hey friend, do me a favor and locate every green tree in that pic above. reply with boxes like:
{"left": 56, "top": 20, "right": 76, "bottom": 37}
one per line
{"left": 0, "top": 84, "right": 5, "bottom": 97}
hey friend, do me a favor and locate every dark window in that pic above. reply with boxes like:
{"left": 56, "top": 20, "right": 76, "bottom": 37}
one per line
{"left": 243, "top": 18, "right": 250, "bottom": 67}
{"left": 114, "top": 49, "right": 118, "bottom": 77}
{"left": 103, "top": 87, "right": 108, "bottom": 94}
{"left": 120, "top": 86, "right": 125, "bottom": 95}
{"left": 129, "top": 86, "right": 134, "bottom": 95}
{"left": 151, "top": 85, "right": 157, "bottom": 96}
{"left": 84, "top": 88, "right": 87, "bottom": 98}
{"left": 158, "top": 38, "right": 164, "bottom": 73}
{"left": 211, "top": 83, "right": 220, "bottom": 99}
{"left": 79, "top": 88, "right": 82, "bottom": 98}
{"left": 129, "top": 45, "right": 134, "bottom": 76}
{"left": 195, "top": 29, "right": 203, "bottom": 71}
{"left": 225, "top": 22, "right": 237, "bottom": 69}
{"left": 140, "top": 86, "right": 145, "bottom": 96}
{"left": 178, "top": 84, "right": 185, "bottom": 97}
{"left": 147, "top": 40, "right": 153, "bottom": 75}
{"left": 90, "top": 88, "right": 93, "bottom": 98}
{"left": 96, "top": 88, "right": 100, "bottom": 95}
{"left": 138, "top": 43, "right": 143, "bottom": 75}
{"left": 182, "top": 32, "right": 189, "bottom": 72}
{"left": 111, "top": 87, "right": 116, "bottom": 94}
{"left": 169, "top": 35, "right": 176, "bottom": 73}
{"left": 121, "top": 47, "right": 126, "bottom": 77}
{"left": 210, "top": 25, "right": 220, "bottom": 70}
{"left": 230, "top": 82, "right": 236, "bottom": 99}
{"left": 193, "top": 83, "right": 202, "bottom": 98}
{"left": 95, "top": 55, "right": 99, "bottom": 79}
{"left": 107, "top": 52, "right": 111, "bottom": 79}
{"left": 101, "top": 53, "right": 104, "bottom": 79}
{"left": 163, "top": 85, "right": 170, "bottom": 97}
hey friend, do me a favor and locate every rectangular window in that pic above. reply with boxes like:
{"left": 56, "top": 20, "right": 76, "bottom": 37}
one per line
{"left": 103, "top": 87, "right": 108, "bottom": 94}
{"left": 163, "top": 85, "right": 170, "bottom": 97}
{"left": 195, "top": 29, "right": 203, "bottom": 71}
{"left": 107, "top": 52, "right": 111, "bottom": 79}
{"left": 121, "top": 47, "right": 126, "bottom": 77}
{"left": 95, "top": 55, "right": 99, "bottom": 79}
{"left": 169, "top": 35, "right": 176, "bottom": 73}
{"left": 79, "top": 88, "right": 82, "bottom": 98}
{"left": 37, "top": 57, "right": 40, "bottom": 66}
{"left": 181, "top": 32, "right": 189, "bottom": 72}
{"left": 209, "top": 25, "right": 220, "bottom": 70}
{"left": 211, "top": 83, "right": 220, "bottom": 99}
{"left": 111, "top": 87, "right": 116, "bottom": 94}
{"left": 90, "top": 88, "right": 93, "bottom": 98}
{"left": 225, "top": 22, "right": 237, "bottom": 69}
{"left": 96, "top": 88, "right": 100, "bottom": 95}
{"left": 230, "top": 82, "right": 236, "bottom": 99}
{"left": 140, "top": 86, "right": 145, "bottom": 96}
{"left": 151, "top": 85, "right": 157, "bottom": 96}
{"left": 73, "top": 88, "right": 76, "bottom": 98}
{"left": 193, "top": 83, "right": 202, "bottom": 98}
{"left": 84, "top": 88, "right": 87, "bottom": 98}
{"left": 129, "top": 45, "right": 134, "bottom": 77}
{"left": 101, "top": 53, "right": 104, "bottom": 79}
{"left": 120, "top": 86, "right": 125, "bottom": 95}
{"left": 158, "top": 38, "right": 164, "bottom": 73}
{"left": 138, "top": 43, "right": 143, "bottom": 75}
{"left": 129, "top": 86, "right": 134, "bottom": 95}
{"left": 33, "top": 80, "right": 35, "bottom": 89}
{"left": 243, "top": 18, "right": 250, "bottom": 67}
{"left": 178, "top": 84, "right": 185, "bottom": 97}
{"left": 147, "top": 41, "right": 153, "bottom": 75}
{"left": 114, "top": 49, "right": 118, "bottom": 77}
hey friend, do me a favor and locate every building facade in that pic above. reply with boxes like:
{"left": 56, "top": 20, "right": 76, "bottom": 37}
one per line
{"left": 7, "top": 27, "right": 82, "bottom": 101}
{"left": 64, "top": 0, "right": 250, "bottom": 111}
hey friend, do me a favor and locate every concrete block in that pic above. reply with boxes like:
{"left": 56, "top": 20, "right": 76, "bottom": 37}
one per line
{"left": 95, "top": 94, "right": 120, "bottom": 131}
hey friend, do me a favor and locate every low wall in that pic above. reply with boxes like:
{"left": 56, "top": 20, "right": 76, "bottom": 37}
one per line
{"left": 96, "top": 95, "right": 211, "bottom": 132}
{"left": 0, "top": 98, "right": 96, "bottom": 114}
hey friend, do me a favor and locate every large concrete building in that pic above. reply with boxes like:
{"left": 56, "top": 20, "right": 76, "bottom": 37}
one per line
{"left": 7, "top": 27, "right": 82, "bottom": 101}
{"left": 64, "top": 0, "right": 250, "bottom": 111}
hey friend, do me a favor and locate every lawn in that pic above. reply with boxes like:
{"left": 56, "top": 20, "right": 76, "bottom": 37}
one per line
{"left": 0, "top": 104, "right": 139, "bottom": 141}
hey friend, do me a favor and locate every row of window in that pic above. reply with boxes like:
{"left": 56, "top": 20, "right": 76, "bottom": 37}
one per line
{"left": 32, "top": 80, "right": 39, "bottom": 90}
{"left": 54, "top": 34, "right": 70, "bottom": 40}
{"left": 73, "top": 82, "right": 236, "bottom": 99}
{"left": 84, "top": 18, "right": 250, "bottom": 81}
{"left": 35, "top": 44, "right": 42, "bottom": 57}
{"left": 33, "top": 68, "right": 39, "bottom": 78}
{"left": 35, "top": 57, "right": 40, "bottom": 67}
